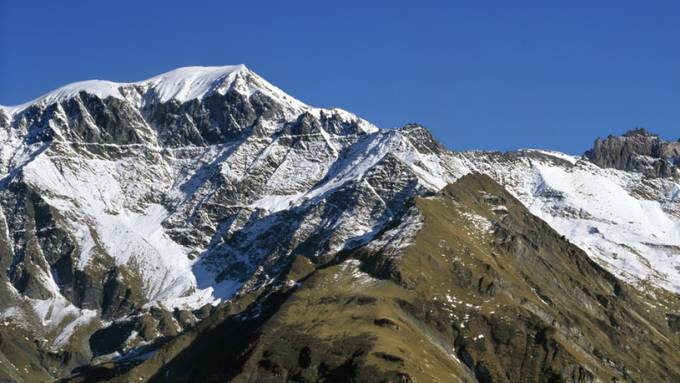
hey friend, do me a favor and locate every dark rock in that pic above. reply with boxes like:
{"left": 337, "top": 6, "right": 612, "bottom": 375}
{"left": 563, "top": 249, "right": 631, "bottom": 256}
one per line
{"left": 373, "top": 318, "right": 400, "bottom": 330}
{"left": 88, "top": 321, "right": 136, "bottom": 356}
{"left": 138, "top": 315, "right": 158, "bottom": 341}
{"left": 584, "top": 128, "right": 680, "bottom": 178}
{"left": 194, "top": 304, "right": 215, "bottom": 320}
{"left": 174, "top": 309, "right": 197, "bottom": 328}
{"left": 373, "top": 351, "right": 404, "bottom": 364}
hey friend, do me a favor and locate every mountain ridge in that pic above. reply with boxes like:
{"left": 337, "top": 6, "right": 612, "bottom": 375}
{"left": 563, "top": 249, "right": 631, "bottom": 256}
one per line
{"left": 1, "top": 65, "right": 679, "bottom": 382}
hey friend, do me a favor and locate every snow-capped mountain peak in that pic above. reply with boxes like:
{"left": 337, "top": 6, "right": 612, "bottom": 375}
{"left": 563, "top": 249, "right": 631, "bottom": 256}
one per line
{"left": 0, "top": 65, "right": 391, "bottom": 333}
{"left": 143, "top": 64, "right": 248, "bottom": 103}
{"left": 1, "top": 64, "right": 308, "bottom": 117}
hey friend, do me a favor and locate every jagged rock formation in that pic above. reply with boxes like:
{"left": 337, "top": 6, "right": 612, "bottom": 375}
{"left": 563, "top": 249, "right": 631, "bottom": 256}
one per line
{"left": 584, "top": 128, "right": 680, "bottom": 179}
{"left": 0, "top": 66, "right": 679, "bottom": 382}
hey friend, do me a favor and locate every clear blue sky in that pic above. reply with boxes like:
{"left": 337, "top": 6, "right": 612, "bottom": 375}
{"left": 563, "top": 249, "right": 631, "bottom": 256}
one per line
{"left": 1, "top": 1, "right": 678, "bottom": 153}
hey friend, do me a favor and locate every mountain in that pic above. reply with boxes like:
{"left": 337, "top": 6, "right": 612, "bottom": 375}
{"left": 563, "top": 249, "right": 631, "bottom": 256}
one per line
{"left": 79, "top": 173, "right": 680, "bottom": 383}
{"left": 0, "top": 66, "right": 678, "bottom": 382}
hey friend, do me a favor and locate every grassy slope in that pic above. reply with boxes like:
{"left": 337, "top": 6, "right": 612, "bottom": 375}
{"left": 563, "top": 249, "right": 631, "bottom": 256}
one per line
{"left": 383, "top": 174, "right": 680, "bottom": 382}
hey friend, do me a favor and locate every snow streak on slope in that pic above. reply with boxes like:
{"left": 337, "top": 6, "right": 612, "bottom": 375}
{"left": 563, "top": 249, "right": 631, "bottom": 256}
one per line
{"left": 144, "top": 65, "right": 247, "bottom": 103}
{"left": 303, "top": 128, "right": 460, "bottom": 201}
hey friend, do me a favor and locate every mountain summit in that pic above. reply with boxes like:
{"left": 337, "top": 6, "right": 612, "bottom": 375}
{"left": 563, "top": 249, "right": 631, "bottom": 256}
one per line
{"left": 1, "top": 65, "right": 303, "bottom": 115}
{"left": 1, "top": 66, "right": 679, "bottom": 382}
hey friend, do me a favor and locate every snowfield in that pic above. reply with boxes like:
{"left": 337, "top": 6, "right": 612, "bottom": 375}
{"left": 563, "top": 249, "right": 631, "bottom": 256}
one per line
{"left": 458, "top": 151, "right": 680, "bottom": 293}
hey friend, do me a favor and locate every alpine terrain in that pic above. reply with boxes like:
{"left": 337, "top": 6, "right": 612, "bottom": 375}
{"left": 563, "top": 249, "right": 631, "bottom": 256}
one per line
{"left": 0, "top": 65, "right": 678, "bottom": 382}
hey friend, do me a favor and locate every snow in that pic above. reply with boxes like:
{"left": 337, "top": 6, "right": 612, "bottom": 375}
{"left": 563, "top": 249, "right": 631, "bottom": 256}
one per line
{"left": 144, "top": 65, "right": 245, "bottom": 103}
{"left": 364, "top": 207, "right": 424, "bottom": 255}
{"left": 334, "top": 259, "right": 377, "bottom": 286}
{"left": 523, "top": 149, "right": 581, "bottom": 165}
{"left": 94, "top": 204, "right": 202, "bottom": 302}
{"left": 19, "top": 148, "right": 221, "bottom": 310}
{"left": 460, "top": 152, "right": 680, "bottom": 293}
{"left": 302, "top": 128, "right": 455, "bottom": 202}
{"left": 9, "top": 295, "right": 100, "bottom": 350}
{"left": 2, "top": 80, "right": 125, "bottom": 115}
{"left": 51, "top": 305, "right": 98, "bottom": 348}
{"left": 537, "top": 169, "right": 679, "bottom": 291}
{"left": 250, "top": 193, "right": 304, "bottom": 213}
{"left": 460, "top": 211, "right": 493, "bottom": 234}
{"left": 526, "top": 161, "right": 680, "bottom": 291}
{"left": 309, "top": 107, "right": 380, "bottom": 135}
{"left": 0, "top": 306, "right": 23, "bottom": 321}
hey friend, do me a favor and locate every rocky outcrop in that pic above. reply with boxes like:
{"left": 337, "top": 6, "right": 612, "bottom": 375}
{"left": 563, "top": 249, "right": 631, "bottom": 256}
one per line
{"left": 584, "top": 128, "right": 680, "bottom": 178}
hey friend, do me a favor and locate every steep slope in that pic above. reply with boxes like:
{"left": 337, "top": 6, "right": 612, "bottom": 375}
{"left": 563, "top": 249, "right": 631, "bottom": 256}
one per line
{"left": 77, "top": 174, "right": 680, "bottom": 382}
{"left": 457, "top": 145, "right": 680, "bottom": 294}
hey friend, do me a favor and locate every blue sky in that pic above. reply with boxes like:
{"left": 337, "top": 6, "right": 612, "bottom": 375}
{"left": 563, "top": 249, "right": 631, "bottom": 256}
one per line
{"left": 1, "top": 1, "right": 678, "bottom": 153}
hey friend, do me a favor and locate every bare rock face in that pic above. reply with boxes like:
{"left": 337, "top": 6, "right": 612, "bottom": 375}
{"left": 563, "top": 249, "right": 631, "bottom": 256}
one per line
{"left": 584, "top": 128, "right": 680, "bottom": 178}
